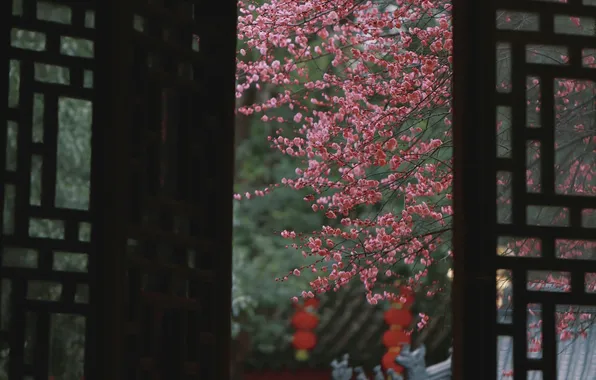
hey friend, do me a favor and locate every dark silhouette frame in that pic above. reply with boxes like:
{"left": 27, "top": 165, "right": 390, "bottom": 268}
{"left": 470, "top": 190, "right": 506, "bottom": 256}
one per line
{"left": 453, "top": 1, "right": 596, "bottom": 379}
{"left": 1, "top": 0, "right": 237, "bottom": 379}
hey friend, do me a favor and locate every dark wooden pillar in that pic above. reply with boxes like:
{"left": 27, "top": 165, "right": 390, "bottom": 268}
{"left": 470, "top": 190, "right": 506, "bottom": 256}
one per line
{"left": 452, "top": 0, "right": 496, "bottom": 378}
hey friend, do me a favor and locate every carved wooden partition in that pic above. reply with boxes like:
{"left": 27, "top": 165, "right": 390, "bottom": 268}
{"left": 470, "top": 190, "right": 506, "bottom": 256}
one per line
{"left": 1, "top": 0, "right": 237, "bottom": 379}
{"left": 453, "top": 0, "right": 596, "bottom": 379}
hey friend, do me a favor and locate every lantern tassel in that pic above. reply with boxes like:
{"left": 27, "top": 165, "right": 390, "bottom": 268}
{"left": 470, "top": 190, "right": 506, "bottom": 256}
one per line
{"left": 295, "top": 349, "right": 309, "bottom": 361}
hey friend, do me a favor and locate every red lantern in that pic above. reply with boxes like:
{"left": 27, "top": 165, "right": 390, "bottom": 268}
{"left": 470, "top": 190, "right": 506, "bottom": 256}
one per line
{"left": 382, "top": 350, "right": 404, "bottom": 373}
{"left": 398, "top": 286, "right": 415, "bottom": 308}
{"left": 292, "top": 330, "right": 317, "bottom": 350}
{"left": 384, "top": 308, "right": 413, "bottom": 327}
{"left": 382, "top": 329, "right": 411, "bottom": 348}
{"left": 304, "top": 298, "right": 320, "bottom": 308}
{"left": 291, "top": 310, "right": 319, "bottom": 330}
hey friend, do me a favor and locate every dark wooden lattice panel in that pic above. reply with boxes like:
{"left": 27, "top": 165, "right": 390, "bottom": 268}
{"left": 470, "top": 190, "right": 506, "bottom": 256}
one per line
{"left": 1, "top": 1, "right": 97, "bottom": 379}
{"left": 454, "top": 0, "right": 596, "bottom": 379}
{"left": 2, "top": 0, "right": 237, "bottom": 379}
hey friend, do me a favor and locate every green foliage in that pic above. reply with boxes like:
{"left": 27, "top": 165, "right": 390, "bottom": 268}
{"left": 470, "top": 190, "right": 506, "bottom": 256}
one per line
{"left": 233, "top": 129, "right": 325, "bottom": 351}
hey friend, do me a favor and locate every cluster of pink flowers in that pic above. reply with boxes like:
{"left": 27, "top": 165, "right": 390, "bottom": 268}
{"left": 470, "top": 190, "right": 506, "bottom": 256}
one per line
{"left": 234, "top": 0, "right": 596, "bottom": 346}
{"left": 235, "top": 0, "right": 452, "bottom": 305}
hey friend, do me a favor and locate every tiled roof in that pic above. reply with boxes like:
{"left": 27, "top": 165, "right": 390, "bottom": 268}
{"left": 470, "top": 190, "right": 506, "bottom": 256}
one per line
{"left": 246, "top": 291, "right": 596, "bottom": 380}
{"left": 245, "top": 283, "right": 388, "bottom": 370}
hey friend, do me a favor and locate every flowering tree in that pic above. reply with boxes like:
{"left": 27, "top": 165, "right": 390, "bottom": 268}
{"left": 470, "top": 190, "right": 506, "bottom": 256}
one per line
{"left": 234, "top": 0, "right": 596, "bottom": 349}
{"left": 236, "top": 0, "right": 452, "bottom": 305}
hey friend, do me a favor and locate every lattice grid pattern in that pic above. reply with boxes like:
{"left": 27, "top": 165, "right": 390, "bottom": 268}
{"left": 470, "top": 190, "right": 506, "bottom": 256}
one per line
{"left": 2, "top": 0, "right": 236, "bottom": 379}
{"left": 2, "top": 0, "right": 96, "bottom": 379}
{"left": 493, "top": 1, "right": 596, "bottom": 379}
